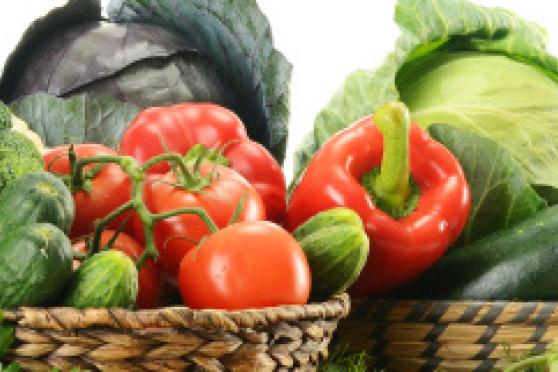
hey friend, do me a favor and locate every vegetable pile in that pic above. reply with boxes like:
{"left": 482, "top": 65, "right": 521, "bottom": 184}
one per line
{"left": 4, "top": 0, "right": 558, "bottom": 369}
{"left": 0, "top": 97, "right": 367, "bottom": 314}
{"left": 0, "top": 0, "right": 369, "bottom": 322}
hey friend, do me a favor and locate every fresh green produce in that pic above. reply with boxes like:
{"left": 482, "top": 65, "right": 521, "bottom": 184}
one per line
{"left": 0, "top": 130, "right": 43, "bottom": 194}
{"left": 0, "top": 0, "right": 291, "bottom": 162}
{"left": 0, "top": 172, "right": 74, "bottom": 236}
{"left": 64, "top": 250, "right": 138, "bottom": 309}
{"left": 0, "top": 101, "right": 45, "bottom": 194}
{"left": 428, "top": 124, "right": 547, "bottom": 247}
{"left": 0, "top": 102, "right": 10, "bottom": 130}
{"left": 293, "top": 0, "right": 558, "bottom": 195}
{"left": 0, "top": 223, "right": 73, "bottom": 308}
{"left": 405, "top": 204, "right": 558, "bottom": 300}
{"left": 0, "top": 311, "right": 15, "bottom": 362}
{"left": 503, "top": 339, "right": 558, "bottom": 371}
{"left": 72, "top": 230, "right": 164, "bottom": 309}
{"left": 293, "top": 208, "right": 369, "bottom": 301}
{"left": 0, "top": 101, "right": 44, "bottom": 153}
{"left": 287, "top": 102, "right": 470, "bottom": 297}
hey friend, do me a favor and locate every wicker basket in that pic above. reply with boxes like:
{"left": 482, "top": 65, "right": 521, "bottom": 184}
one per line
{"left": 335, "top": 298, "right": 558, "bottom": 371}
{"left": 2, "top": 294, "right": 349, "bottom": 371}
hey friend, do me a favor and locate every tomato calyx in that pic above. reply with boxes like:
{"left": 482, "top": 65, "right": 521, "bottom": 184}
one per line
{"left": 183, "top": 143, "right": 230, "bottom": 167}
{"left": 149, "top": 144, "right": 229, "bottom": 194}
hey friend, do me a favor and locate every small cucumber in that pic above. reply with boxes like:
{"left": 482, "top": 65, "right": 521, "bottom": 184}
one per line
{"left": 64, "top": 250, "right": 138, "bottom": 309}
{"left": 405, "top": 204, "right": 558, "bottom": 300}
{"left": 0, "top": 223, "right": 73, "bottom": 308}
{"left": 0, "top": 172, "right": 74, "bottom": 235}
{"left": 293, "top": 207, "right": 369, "bottom": 301}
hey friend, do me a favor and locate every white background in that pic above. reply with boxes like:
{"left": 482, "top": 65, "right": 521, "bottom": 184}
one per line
{"left": 1, "top": 1, "right": 557, "bottom": 181}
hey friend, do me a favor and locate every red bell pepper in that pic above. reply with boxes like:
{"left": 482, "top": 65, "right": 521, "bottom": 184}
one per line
{"left": 119, "top": 103, "right": 287, "bottom": 223}
{"left": 286, "top": 102, "right": 470, "bottom": 297}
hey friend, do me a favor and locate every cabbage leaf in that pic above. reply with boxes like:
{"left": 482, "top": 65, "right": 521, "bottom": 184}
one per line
{"left": 293, "top": 0, "right": 558, "bottom": 191}
{"left": 10, "top": 93, "right": 140, "bottom": 148}
{"left": 428, "top": 124, "right": 547, "bottom": 247}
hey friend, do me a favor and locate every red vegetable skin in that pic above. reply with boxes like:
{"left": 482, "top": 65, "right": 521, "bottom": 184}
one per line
{"left": 43, "top": 144, "right": 132, "bottom": 238}
{"left": 286, "top": 102, "right": 470, "bottom": 297}
{"left": 179, "top": 221, "right": 311, "bottom": 310}
{"left": 134, "top": 162, "right": 266, "bottom": 280}
{"left": 72, "top": 230, "right": 164, "bottom": 309}
{"left": 119, "top": 103, "right": 287, "bottom": 223}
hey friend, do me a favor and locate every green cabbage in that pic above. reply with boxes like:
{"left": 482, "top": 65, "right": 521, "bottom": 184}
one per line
{"left": 399, "top": 52, "right": 558, "bottom": 188}
{"left": 293, "top": 0, "right": 558, "bottom": 192}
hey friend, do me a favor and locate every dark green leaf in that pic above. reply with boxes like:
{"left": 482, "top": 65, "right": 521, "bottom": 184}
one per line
{"left": 292, "top": 0, "right": 558, "bottom": 189}
{"left": 0, "top": 364, "right": 22, "bottom": 372}
{"left": 10, "top": 93, "right": 140, "bottom": 148}
{"left": 428, "top": 124, "right": 547, "bottom": 246}
{"left": 107, "top": 0, "right": 292, "bottom": 161}
{"left": 0, "top": 311, "right": 15, "bottom": 362}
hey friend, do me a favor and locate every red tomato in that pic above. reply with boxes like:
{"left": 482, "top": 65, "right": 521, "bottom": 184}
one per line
{"left": 178, "top": 221, "right": 311, "bottom": 310}
{"left": 72, "top": 230, "right": 165, "bottom": 309}
{"left": 43, "top": 144, "right": 132, "bottom": 238}
{"left": 133, "top": 162, "right": 266, "bottom": 281}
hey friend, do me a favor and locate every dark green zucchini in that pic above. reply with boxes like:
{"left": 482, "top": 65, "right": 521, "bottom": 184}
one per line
{"left": 403, "top": 204, "right": 558, "bottom": 300}
{"left": 0, "top": 223, "right": 73, "bottom": 308}
{"left": 0, "top": 172, "right": 74, "bottom": 235}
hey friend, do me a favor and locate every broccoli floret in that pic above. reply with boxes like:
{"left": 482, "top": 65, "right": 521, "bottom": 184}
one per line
{"left": 0, "top": 131, "right": 43, "bottom": 193}
{"left": 0, "top": 101, "right": 11, "bottom": 131}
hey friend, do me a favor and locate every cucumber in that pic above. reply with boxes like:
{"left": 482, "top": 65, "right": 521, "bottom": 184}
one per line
{"left": 0, "top": 172, "right": 74, "bottom": 235}
{"left": 293, "top": 207, "right": 369, "bottom": 301}
{"left": 404, "top": 204, "right": 558, "bottom": 300}
{"left": 0, "top": 223, "right": 73, "bottom": 308}
{"left": 64, "top": 250, "right": 138, "bottom": 309}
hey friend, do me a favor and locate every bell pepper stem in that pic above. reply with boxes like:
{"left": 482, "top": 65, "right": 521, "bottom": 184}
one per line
{"left": 373, "top": 102, "right": 411, "bottom": 210}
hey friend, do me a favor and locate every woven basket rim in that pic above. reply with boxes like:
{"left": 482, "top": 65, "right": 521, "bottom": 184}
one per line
{"left": 2, "top": 293, "right": 350, "bottom": 333}
{"left": 353, "top": 298, "right": 558, "bottom": 305}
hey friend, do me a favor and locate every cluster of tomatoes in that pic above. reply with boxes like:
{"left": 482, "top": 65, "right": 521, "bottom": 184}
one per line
{"left": 43, "top": 103, "right": 311, "bottom": 310}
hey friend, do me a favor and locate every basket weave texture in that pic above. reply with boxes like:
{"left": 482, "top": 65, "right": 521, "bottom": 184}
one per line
{"left": 335, "top": 298, "right": 558, "bottom": 371}
{"left": 2, "top": 294, "right": 350, "bottom": 371}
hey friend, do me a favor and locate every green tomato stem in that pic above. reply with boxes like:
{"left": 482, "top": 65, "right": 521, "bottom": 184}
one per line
{"left": 152, "top": 208, "right": 219, "bottom": 233}
{"left": 372, "top": 101, "right": 411, "bottom": 211}
{"left": 142, "top": 152, "right": 195, "bottom": 185}
{"left": 73, "top": 151, "right": 221, "bottom": 270}
{"left": 91, "top": 200, "right": 134, "bottom": 254}
{"left": 137, "top": 221, "right": 156, "bottom": 268}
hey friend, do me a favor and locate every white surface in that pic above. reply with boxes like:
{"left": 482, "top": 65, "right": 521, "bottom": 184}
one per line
{"left": 1, "top": 1, "right": 557, "bottom": 182}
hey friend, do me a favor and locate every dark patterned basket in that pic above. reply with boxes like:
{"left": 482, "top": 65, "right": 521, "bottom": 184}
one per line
{"left": 335, "top": 299, "right": 558, "bottom": 371}
{"left": 2, "top": 294, "right": 350, "bottom": 371}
